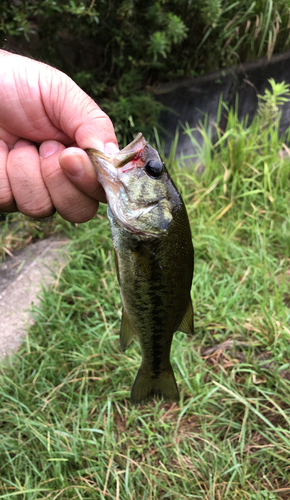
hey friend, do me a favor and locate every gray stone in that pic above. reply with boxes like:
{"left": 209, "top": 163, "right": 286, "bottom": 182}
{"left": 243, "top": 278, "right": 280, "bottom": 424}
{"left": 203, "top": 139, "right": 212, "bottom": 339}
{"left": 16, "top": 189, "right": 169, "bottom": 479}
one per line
{"left": 0, "top": 237, "right": 69, "bottom": 360}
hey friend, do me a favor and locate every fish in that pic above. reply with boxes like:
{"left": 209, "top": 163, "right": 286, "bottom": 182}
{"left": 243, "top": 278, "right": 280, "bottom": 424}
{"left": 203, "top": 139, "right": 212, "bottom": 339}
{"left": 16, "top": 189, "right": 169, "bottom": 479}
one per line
{"left": 86, "top": 133, "right": 194, "bottom": 405}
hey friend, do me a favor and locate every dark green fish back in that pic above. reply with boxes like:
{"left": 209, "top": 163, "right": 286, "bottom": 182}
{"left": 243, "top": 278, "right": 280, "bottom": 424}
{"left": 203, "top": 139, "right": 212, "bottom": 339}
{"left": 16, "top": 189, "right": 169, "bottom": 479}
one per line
{"left": 86, "top": 134, "right": 194, "bottom": 405}
{"left": 108, "top": 190, "right": 193, "bottom": 404}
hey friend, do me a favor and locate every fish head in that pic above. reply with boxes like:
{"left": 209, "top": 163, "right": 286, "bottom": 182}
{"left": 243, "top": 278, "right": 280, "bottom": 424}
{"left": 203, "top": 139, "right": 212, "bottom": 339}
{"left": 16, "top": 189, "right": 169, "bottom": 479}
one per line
{"left": 86, "top": 133, "right": 182, "bottom": 237}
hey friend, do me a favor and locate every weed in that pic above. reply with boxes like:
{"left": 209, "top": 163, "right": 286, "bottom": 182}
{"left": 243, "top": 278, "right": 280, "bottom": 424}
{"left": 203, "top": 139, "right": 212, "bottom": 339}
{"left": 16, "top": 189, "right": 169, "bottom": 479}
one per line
{"left": 0, "top": 81, "right": 290, "bottom": 498}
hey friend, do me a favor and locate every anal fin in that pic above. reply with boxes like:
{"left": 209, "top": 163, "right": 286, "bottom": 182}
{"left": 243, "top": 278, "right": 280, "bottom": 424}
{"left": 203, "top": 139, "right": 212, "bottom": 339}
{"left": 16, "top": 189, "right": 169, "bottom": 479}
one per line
{"left": 178, "top": 299, "right": 194, "bottom": 335}
{"left": 120, "top": 308, "right": 135, "bottom": 352}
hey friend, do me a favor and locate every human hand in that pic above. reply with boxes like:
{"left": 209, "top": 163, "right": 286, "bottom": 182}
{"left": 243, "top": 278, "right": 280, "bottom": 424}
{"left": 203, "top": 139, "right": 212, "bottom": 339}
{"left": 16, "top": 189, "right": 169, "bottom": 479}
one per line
{"left": 0, "top": 50, "right": 119, "bottom": 222}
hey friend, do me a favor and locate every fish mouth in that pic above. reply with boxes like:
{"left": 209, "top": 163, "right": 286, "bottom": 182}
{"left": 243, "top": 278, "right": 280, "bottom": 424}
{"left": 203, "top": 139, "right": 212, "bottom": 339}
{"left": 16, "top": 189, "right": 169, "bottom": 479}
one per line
{"left": 86, "top": 133, "right": 163, "bottom": 237}
{"left": 86, "top": 132, "right": 146, "bottom": 171}
{"left": 85, "top": 133, "right": 147, "bottom": 198}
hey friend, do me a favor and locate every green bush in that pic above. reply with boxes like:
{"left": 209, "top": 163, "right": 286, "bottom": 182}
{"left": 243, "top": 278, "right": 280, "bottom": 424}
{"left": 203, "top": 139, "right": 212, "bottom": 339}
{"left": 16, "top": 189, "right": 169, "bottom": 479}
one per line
{"left": 1, "top": 0, "right": 290, "bottom": 141}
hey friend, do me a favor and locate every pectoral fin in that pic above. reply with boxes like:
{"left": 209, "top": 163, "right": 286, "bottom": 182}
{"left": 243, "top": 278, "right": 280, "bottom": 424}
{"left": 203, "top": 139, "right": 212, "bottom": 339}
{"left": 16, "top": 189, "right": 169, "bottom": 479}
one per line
{"left": 120, "top": 309, "right": 136, "bottom": 352}
{"left": 178, "top": 299, "right": 194, "bottom": 335}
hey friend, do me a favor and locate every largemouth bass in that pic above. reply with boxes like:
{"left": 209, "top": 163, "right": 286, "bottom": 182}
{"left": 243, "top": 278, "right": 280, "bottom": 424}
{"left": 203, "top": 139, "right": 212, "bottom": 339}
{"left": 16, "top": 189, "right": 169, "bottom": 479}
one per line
{"left": 86, "top": 133, "right": 194, "bottom": 404}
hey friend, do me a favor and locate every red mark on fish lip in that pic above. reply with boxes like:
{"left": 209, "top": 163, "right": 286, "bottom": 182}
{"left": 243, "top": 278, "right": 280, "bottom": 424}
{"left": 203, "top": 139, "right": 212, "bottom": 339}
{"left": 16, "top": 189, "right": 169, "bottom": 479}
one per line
{"left": 120, "top": 150, "right": 143, "bottom": 173}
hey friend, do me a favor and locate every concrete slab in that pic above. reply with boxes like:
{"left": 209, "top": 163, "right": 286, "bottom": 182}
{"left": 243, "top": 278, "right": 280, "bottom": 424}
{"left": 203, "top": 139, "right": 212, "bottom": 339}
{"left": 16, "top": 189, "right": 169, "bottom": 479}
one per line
{"left": 155, "top": 50, "right": 290, "bottom": 160}
{"left": 154, "top": 69, "right": 233, "bottom": 160}
{"left": 0, "top": 237, "right": 70, "bottom": 360}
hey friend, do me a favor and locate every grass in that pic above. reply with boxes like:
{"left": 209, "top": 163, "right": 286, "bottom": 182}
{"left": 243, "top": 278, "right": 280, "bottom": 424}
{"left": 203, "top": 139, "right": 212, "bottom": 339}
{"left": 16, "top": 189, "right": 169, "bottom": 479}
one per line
{"left": 0, "top": 81, "right": 290, "bottom": 498}
{"left": 0, "top": 214, "right": 63, "bottom": 263}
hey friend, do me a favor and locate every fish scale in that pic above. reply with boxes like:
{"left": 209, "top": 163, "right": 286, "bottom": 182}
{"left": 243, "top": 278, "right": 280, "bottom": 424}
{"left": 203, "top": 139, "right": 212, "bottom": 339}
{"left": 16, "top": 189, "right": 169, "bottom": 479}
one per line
{"left": 86, "top": 133, "right": 194, "bottom": 404}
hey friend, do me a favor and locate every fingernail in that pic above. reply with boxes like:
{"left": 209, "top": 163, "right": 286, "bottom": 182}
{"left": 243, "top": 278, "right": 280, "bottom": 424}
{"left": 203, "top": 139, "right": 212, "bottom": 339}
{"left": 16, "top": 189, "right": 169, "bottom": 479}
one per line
{"left": 104, "top": 142, "right": 119, "bottom": 154}
{"left": 60, "top": 153, "right": 85, "bottom": 178}
{"left": 39, "top": 141, "right": 59, "bottom": 159}
{"left": 14, "top": 140, "right": 34, "bottom": 149}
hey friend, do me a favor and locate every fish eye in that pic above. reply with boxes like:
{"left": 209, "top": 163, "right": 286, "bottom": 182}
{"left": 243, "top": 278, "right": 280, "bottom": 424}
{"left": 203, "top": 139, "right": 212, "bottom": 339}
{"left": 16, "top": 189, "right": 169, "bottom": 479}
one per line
{"left": 144, "top": 159, "right": 164, "bottom": 179}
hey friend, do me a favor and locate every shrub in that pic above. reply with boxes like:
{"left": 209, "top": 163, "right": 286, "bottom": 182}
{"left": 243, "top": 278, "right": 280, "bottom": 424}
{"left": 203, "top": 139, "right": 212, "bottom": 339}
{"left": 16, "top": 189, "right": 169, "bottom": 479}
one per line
{"left": 1, "top": 0, "right": 290, "bottom": 141}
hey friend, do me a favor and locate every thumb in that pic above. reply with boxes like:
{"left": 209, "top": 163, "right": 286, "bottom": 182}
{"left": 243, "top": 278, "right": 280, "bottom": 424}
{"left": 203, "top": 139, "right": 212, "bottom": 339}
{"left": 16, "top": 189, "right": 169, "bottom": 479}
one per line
{"left": 39, "top": 63, "right": 119, "bottom": 153}
{"left": 0, "top": 50, "right": 118, "bottom": 152}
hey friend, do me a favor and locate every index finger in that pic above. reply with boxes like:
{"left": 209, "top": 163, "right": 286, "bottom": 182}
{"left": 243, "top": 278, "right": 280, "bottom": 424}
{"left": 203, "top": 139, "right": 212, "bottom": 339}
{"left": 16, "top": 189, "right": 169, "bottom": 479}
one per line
{"left": 40, "top": 141, "right": 101, "bottom": 222}
{"left": 59, "top": 147, "right": 107, "bottom": 204}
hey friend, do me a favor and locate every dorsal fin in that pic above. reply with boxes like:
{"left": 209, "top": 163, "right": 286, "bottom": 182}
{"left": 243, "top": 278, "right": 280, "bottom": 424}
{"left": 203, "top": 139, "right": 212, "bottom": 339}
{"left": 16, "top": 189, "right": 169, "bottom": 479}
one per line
{"left": 178, "top": 300, "right": 194, "bottom": 335}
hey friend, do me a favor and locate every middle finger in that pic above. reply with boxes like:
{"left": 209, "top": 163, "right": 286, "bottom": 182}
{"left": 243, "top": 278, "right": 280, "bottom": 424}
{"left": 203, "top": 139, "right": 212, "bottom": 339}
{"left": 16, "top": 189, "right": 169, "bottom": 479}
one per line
{"left": 7, "top": 140, "right": 54, "bottom": 217}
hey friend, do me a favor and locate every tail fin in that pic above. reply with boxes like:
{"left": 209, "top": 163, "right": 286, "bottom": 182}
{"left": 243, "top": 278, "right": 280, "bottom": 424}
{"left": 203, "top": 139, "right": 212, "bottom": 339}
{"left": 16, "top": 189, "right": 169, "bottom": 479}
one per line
{"left": 130, "top": 364, "right": 179, "bottom": 405}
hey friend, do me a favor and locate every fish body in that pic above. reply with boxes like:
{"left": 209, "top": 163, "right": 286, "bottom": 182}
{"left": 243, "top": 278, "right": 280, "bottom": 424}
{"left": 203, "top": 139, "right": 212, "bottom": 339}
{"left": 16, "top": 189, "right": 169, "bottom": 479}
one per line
{"left": 86, "top": 134, "right": 194, "bottom": 404}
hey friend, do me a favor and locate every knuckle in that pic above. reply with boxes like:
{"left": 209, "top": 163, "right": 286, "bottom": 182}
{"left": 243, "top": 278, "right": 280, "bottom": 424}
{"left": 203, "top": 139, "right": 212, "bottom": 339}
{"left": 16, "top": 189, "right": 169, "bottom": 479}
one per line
{"left": 60, "top": 199, "right": 98, "bottom": 223}
{"left": 18, "top": 194, "right": 54, "bottom": 218}
{"left": 0, "top": 187, "right": 14, "bottom": 209}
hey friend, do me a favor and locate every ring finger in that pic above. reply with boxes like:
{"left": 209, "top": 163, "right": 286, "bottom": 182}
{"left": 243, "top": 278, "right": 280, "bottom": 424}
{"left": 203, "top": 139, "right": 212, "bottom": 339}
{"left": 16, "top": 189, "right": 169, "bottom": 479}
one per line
{"left": 0, "top": 139, "right": 16, "bottom": 212}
